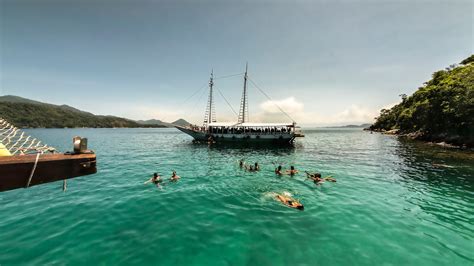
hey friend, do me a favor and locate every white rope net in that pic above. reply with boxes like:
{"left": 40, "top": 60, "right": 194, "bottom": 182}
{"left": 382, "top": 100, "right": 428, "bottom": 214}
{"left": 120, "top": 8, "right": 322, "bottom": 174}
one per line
{"left": 0, "top": 118, "right": 56, "bottom": 155}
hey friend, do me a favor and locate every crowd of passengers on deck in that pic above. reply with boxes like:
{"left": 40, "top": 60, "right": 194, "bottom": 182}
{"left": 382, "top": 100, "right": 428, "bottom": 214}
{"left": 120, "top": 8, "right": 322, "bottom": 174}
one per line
{"left": 189, "top": 125, "right": 292, "bottom": 134}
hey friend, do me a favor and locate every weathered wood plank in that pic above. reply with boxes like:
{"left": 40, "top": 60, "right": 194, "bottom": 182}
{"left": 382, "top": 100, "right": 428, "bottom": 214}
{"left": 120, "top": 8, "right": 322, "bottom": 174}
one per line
{"left": 0, "top": 153, "right": 97, "bottom": 192}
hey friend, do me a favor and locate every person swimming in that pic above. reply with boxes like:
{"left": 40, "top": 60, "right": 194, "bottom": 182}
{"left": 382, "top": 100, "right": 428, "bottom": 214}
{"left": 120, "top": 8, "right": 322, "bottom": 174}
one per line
{"left": 254, "top": 162, "right": 260, "bottom": 171}
{"left": 275, "top": 194, "right": 304, "bottom": 211}
{"left": 286, "top": 165, "right": 298, "bottom": 176}
{"left": 239, "top": 160, "right": 245, "bottom": 168}
{"left": 324, "top": 176, "right": 337, "bottom": 182}
{"left": 170, "top": 171, "right": 181, "bottom": 181}
{"left": 144, "top": 173, "right": 162, "bottom": 187}
{"left": 306, "top": 172, "right": 324, "bottom": 185}
{"left": 275, "top": 165, "right": 283, "bottom": 175}
{"left": 246, "top": 165, "right": 255, "bottom": 171}
{"left": 306, "top": 171, "right": 336, "bottom": 184}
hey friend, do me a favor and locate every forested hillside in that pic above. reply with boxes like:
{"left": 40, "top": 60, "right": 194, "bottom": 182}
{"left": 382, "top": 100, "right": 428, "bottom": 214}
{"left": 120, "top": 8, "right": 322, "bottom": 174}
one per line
{"left": 370, "top": 55, "right": 474, "bottom": 147}
{"left": 0, "top": 96, "right": 165, "bottom": 128}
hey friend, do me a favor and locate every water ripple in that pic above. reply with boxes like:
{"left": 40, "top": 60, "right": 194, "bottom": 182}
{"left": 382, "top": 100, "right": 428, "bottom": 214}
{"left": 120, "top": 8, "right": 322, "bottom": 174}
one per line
{"left": 0, "top": 128, "right": 472, "bottom": 265}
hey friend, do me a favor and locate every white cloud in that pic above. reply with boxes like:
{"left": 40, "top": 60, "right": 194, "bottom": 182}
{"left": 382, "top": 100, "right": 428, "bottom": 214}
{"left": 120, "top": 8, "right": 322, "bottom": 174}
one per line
{"left": 256, "top": 97, "right": 378, "bottom": 126}
{"left": 124, "top": 96, "right": 383, "bottom": 127}
{"left": 252, "top": 97, "right": 304, "bottom": 123}
{"left": 332, "top": 105, "right": 377, "bottom": 124}
{"left": 260, "top": 97, "right": 304, "bottom": 114}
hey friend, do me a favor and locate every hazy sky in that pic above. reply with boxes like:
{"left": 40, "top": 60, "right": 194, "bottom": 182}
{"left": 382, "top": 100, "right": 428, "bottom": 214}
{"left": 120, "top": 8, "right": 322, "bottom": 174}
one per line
{"left": 1, "top": 0, "right": 472, "bottom": 125}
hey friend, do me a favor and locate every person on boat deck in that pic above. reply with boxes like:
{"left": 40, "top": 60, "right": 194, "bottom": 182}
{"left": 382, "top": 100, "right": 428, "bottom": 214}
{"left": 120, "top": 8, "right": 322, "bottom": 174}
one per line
{"left": 275, "top": 194, "right": 304, "bottom": 211}
{"left": 145, "top": 173, "right": 162, "bottom": 187}
{"left": 286, "top": 166, "right": 298, "bottom": 175}
{"left": 170, "top": 171, "right": 181, "bottom": 181}
{"left": 275, "top": 165, "right": 283, "bottom": 175}
{"left": 254, "top": 162, "right": 260, "bottom": 171}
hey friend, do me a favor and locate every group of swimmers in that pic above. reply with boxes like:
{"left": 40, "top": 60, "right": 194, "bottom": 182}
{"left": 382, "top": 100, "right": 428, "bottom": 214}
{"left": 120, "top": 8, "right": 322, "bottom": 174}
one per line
{"left": 239, "top": 160, "right": 260, "bottom": 171}
{"left": 240, "top": 160, "right": 337, "bottom": 186}
{"left": 144, "top": 171, "right": 181, "bottom": 188}
{"left": 145, "top": 161, "right": 337, "bottom": 211}
{"left": 239, "top": 160, "right": 337, "bottom": 211}
{"left": 274, "top": 165, "right": 298, "bottom": 176}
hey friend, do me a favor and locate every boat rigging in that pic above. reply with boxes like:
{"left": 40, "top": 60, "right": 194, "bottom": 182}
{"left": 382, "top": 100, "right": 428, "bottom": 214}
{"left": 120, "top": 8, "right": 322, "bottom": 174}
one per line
{"left": 175, "top": 65, "right": 304, "bottom": 144}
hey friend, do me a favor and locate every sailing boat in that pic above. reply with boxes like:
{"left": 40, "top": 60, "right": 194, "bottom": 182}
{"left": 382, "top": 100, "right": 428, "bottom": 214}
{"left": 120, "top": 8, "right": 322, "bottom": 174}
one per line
{"left": 175, "top": 65, "right": 304, "bottom": 144}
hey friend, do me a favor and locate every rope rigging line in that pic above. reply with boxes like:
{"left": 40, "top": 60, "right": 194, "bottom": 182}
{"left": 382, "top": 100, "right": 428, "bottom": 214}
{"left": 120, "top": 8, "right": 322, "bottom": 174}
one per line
{"left": 174, "top": 72, "right": 243, "bottom": 126}
{"left": 191, "top": 84, "right": 208, "bottom": 113}
{"left": 215, "top": 87, "right": 239, "bottom": 117}
{"left": 0, "top": 118, "right": 56, "bottom": 155}
{"left": 247, "top": 77, "right": 296, "bottom": 122}
{"left": 214, "top": 72, "right": 244, "bottom": 80}
{"left": 180, "top": 82, "right": 208, "bottom": 106}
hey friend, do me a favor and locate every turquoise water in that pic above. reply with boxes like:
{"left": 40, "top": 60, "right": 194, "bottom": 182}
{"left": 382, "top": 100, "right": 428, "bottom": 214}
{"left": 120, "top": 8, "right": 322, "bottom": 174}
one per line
{"left": 1, "top": 128, "right": 473, "bottom": 265}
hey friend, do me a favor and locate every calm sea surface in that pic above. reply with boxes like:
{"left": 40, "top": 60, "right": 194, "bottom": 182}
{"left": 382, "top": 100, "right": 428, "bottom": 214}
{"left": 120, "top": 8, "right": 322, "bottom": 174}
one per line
{"left": 1, "top": 128, "right": 473, "bottom": 265}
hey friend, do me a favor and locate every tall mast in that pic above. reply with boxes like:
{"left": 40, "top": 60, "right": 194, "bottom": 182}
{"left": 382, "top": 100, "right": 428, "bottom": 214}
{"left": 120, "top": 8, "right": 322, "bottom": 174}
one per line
{"left": 203, "top": 70, "right": 216, "bottom": 126}
{"left": 238, "top": 63, "right": 249, "bottom": 123}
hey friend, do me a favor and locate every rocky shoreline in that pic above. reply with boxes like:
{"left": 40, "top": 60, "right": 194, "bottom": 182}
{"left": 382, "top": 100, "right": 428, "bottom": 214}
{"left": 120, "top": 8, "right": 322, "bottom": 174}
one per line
{"left": 364, "top": 128, "right": 473, "bottom": 150}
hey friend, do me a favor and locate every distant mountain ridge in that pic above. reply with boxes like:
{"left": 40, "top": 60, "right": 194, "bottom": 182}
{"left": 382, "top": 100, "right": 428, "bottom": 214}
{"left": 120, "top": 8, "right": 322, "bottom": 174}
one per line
{"left": 337, "top": 123, "right": 371, "bottom": 128}
{"left": 136, "top": 119, "right": 172, "bottom": 127}
{"left": 322, "top": 123, "right": 371, "bottom": 128}
{"left": 136, "top": 118, "right": 191, "bottom": 127}
{"left": 171, "top": 119, "right": 191, "bottom": 127}
{"left": 0, "top": 95, "right": 189, "bottom": 128}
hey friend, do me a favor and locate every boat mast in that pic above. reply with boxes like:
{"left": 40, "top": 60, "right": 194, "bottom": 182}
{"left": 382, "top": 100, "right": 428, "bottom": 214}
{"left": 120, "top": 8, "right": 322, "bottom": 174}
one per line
{"left": 203, "top": 70, "right": 216, "bottom": 126}
{"left": 238, "top": 63, "right": 249, "bottom": 123}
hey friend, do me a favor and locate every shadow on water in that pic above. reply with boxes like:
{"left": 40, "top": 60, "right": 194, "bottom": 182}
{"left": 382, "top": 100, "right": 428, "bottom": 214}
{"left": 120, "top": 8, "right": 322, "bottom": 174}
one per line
{"left": 179, "top": 140, "right": 297, "bottom": 157}
{"left": 395, "top": 138, "right": 474, "bottom": 188}
{"left": 393, "top": 138, "right": 474, "bottom": 247}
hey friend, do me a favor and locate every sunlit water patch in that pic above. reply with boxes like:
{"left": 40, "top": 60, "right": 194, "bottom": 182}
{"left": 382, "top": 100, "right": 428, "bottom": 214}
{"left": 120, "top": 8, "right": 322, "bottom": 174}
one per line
{"left": 0, "top": 128, "right": 473, "bottom": 265}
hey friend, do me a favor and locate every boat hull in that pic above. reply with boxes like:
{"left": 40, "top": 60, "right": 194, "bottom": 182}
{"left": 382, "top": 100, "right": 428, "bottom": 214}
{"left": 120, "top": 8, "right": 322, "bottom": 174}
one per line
{"left": 175, "top": 126, "right": 296, "bottom": 144}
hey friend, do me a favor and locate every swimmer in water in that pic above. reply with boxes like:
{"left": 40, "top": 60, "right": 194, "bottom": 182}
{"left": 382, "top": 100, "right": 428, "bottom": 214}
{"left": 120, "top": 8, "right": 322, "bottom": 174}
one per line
{"left": 239, "top": 159, "right": 245, "bottom": 168}
{"left": 170, "top": 171, "right": 181, "bottom": 181}
{"left": 307, "top": 172, "right": 325, "bottom": 185}
{"left": 306, "top": 172, "right": 336, "bottom": 184}
{"left": 324, "top": 176, "right": 337, "bottom": 182}
{"left": 254, "top": 162, "right": 260, "bottom": 171}
{"left": 286, "top": 165, "right": 298, "bottom": 176}
{"left": 144, "top": 173, "right": 162, "bottom": 187}
{"left": 275, "top": 165, "right": 283, "bottom": 175}
{"left": 275, "top": 194, "right": 304, "bottom": 210}
{"left": 246, "top": 165, "right": 255, "bottom": 172}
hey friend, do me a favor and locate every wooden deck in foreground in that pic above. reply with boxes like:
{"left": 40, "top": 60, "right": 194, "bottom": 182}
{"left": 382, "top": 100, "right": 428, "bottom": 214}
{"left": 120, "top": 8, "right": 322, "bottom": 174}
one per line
{"left": 0, "top": 153, "right": 97, "bottom": 192}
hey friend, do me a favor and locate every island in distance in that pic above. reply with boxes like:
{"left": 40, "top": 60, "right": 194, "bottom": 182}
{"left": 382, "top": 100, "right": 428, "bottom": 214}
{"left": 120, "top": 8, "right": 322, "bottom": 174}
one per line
{"left": 0, "top": 95, "right": 190, "bottom": 129}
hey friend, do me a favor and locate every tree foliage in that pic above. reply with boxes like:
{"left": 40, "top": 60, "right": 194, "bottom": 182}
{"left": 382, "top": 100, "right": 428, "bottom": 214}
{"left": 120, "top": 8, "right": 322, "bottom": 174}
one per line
{"left": 0, "top": 102, "right": 165, "bottom": 128}
{"left": 370, "top": 55, "right": 474, "bottom": 146}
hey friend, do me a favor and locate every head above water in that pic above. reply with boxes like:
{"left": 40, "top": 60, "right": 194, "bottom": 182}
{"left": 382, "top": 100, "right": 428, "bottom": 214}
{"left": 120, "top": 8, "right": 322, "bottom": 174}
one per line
{"left": 153, "top": 173, "right": 158, "bottom": 177}
{"left": 290, "top": 166, "right": 295, "bottom": 170}
{"left": 296, "top": 205, "right": 304, "bottom": 211}
{"left": 172, "top": 171, "right": 176, "bottom": 176}
{"left": 315, "top": 173, "right": 321, "bottom": 178}
{"left": 255, "top": 162, "right": 258, "bottom": 167}
{"left": 278, "top": 165, "right": 282, "bottom": 170}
